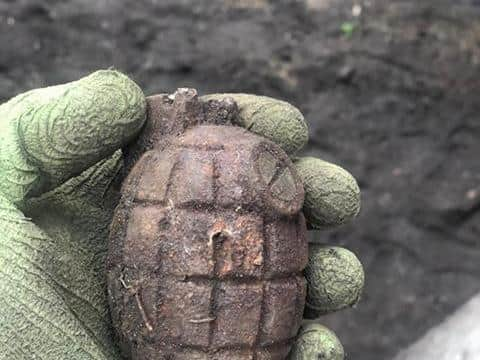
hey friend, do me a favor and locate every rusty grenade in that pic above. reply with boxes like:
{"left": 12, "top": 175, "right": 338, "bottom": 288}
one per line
{"left": 107, "top": 89, "right": 308, "bottom": 360}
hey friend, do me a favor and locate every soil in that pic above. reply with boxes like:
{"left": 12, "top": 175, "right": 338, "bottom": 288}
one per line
{"left": 1, "top": 0, "right": 479, "bottom": 359}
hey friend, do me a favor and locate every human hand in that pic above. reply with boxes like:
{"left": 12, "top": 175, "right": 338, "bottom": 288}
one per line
{"left": 0, "top": 70, "right": 363, "bottom": 360}
{"left": 0, "top": 70, "right": 146, "bottom": 359}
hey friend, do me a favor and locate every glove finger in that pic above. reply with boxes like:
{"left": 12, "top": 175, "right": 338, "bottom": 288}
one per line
{"left": 304, "top": 244, "right": 364, "bottom": 318}
{"left": 201, "top": 94, "right": 308, "bottom": 155}
{"left": 293, "top": 156, "right": 360, "bottom": 229}
{"left": 289, "top": 322, "right": 344, "bottom": 360}
{"left": 0, "top": 70, "right": 146, "bottom": 204}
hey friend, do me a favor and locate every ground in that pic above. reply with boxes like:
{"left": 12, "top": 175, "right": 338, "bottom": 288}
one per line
{"left": 0, "top": 1, "right": 479, "bottom": 359}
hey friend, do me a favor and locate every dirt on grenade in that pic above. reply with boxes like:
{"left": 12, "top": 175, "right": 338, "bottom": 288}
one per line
{"left": 107, "top": 89, "right": 308, "bottom": 360}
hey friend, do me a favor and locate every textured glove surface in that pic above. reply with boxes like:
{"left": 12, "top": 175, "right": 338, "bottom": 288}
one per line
{"left": 0, "top": 72, "right": 363, "bottom": 360}
{"left": 0, "top": 70, "right": 145, "bottom": 359}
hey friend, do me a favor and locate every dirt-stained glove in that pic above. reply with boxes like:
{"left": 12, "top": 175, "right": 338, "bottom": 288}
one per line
{"left": 0, "top": 70, "right": 363, "bottom": 359}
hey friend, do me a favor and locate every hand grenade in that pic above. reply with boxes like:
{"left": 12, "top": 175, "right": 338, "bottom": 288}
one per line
{"left": 107, "top": 89, "right": 308, "bottom": 360}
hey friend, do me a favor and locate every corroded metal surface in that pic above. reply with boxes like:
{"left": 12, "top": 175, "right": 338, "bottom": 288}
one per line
{"left": 107, "top": 90, "right": 308, "bottom": 359}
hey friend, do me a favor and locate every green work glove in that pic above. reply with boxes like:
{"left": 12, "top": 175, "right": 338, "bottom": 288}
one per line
{"left": 0, "top": 70, "right": 363, "bottom": 360}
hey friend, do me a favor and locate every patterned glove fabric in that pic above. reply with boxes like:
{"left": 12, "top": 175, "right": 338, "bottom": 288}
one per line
{"left": 0, "top": 70, "right": 363, "bottom": 360}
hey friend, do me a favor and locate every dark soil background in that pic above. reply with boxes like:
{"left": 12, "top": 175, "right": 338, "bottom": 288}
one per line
{"left": 1, "top": 0, "right": 479, "bottom": 359}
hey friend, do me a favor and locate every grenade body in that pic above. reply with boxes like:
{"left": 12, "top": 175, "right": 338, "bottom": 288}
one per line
{"left": 107, "top": 125, "right": 308, "bottom": 359}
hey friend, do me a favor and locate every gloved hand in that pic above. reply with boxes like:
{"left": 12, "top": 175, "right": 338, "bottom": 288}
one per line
{"left": 0, "top": 70, "right": 363, "bottom": 360}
